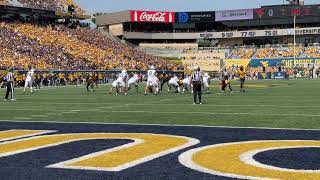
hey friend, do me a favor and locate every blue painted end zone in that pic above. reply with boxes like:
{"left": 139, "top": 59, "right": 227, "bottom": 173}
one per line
{"left": 0, "top": 121, "right": 320, "bottom": 180}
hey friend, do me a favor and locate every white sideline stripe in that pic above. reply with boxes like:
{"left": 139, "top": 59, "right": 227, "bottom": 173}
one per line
{"left": 1, "top": 120, "right": 320, "bottom": 131}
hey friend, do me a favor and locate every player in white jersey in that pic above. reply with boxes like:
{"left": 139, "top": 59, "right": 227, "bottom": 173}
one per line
{"left": 110, "top": 69, "right": 127, "bottom": 95}
{"left": 23, "top": 69, "right": 35, "bottom": 93}
{"left": 152, "top": 76, "right": 160, "bottom": 94}
{"left": 168, "top": 75, "right": 180, "bottom": 93}
{"left": 125, "top": 74, "right": 139, "bottom": 95}
{"left": 145, "top": 65, "right": 157, "bottom": 95}
{"left": 202, "top": 73, "right": 211, "bottom": 92}
{"left": 182, "top": 76, "right": 192, "bottom": 94}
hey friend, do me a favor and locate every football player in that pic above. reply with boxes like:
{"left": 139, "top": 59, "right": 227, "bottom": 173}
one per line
{"left": 168, "top": 75, "right": 180, "bottom": 93}
{"left": 23, "top": 68, "right": 35, "bottom": 94}
{"left": 182, "top": 75, "right": 193, "bottom": 94}
{"left": 110, "top": 69, "right": 127, "bottom": 95}
{"left": 125, "top": 73, "right": 139, "bottom": 95}
{"left": 145, "top": 65, "right": 156, "bottom": 95}
{"left": 202, "top": 73, "right": 211, "bottom": 92}
{"left": 221, "top": 69, "right": 233, "bottom": 93}
{"left": 237, "top": 66, "right": 246, "bottom": 92}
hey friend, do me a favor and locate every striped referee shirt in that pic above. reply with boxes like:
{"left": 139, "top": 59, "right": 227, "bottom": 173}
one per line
{"left": 6, "top": 72, "right": 14, "bottom": 82}
{"left": 192, "top": 71, "right": 203, "bottom": 82}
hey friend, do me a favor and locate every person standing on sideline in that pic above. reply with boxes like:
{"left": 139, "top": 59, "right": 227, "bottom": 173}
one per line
{"left": 238, "top": 66, "right": 246, "bottom": 92}
{"left": 4, "top": 68, "right": 15, "bottom": 101}
{"left": 190, "top": 66, "right": 204, "bottom": 105}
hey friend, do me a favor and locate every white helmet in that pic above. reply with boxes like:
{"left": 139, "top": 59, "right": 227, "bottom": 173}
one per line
{"left": 133, "top": 74, "right": 138, "bottom": 79}
{"left": 194, "top": 65, "right": 200, "bottom": 70}
{"left": 150, "top": 65, "right": 155, "bottom": 70}
{"left": 31, "top": 69, "right": 35, "bottom": 72}
{"left": 121, "top": 69, "right": 127, "bottom": 74}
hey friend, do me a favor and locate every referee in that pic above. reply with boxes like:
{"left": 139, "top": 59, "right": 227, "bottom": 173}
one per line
{"left": 4, "top": 68, "right": 15, "bottom": 101}
{"left": 190, "top": 66, "right": 203, "bottom": 105}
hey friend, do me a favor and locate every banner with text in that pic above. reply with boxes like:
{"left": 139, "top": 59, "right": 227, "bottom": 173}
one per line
{"left": 215, "top": 9, "right": 253, "bottom": 21}
{"left": 182, "top": 59, "right": 221, "bottom": 71}
{"left": 176, "top": 11, "right": 215, "bottom": 23}
{"left": 131, "top": 11, "right": 175, "bottom": 23}
{"left": 225, "top": 59, "right": 251, "bottom": 68}
{"left": 249, "top": 58, "right": 320, "bottom": 68}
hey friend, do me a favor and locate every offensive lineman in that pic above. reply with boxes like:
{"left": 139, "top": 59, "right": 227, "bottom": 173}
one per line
{"left": 110, "top": 69, "right": 128, "bottom": 95}
{"left": 202, "top": 73, "right": 211, "bottom": 92}
{"left": 125, "top": 73, "right": 139, "bottom": 95}
{"left": 167, "top": 75, "right": 180, "bottom": 93}
{"left": 23, "top": 68, "right": 35, "bottom": 94}
{"left": 182, "top": 75, "right": 192, "bottom": 94}
{"left": 145, "top": 65, "right": 156, "bottom": 95}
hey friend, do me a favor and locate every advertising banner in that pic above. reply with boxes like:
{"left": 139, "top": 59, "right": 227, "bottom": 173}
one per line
{"left": 176, "top": 11, "right": 214, "bottom": 23}
{"left": 182, "top": 59, "right": 221, "bottom": 71}
{"left": 274, "top": 71, "right": 287, "bottom": 80}
{"left": 258, "top": 72, "right": 272, "bottom": 80}
{"left": 249, "top": 58, "right": 320, "bottom": 68}
{"left": 131, "top": 11, "right": 175, "bottom": 23}
{"left": 225, "top": 59, "right": 251, "bottom": 68}
{"left": 215, "top": 9, "right": 253, "bottom": 21}
{"left": 198, "top": 27, "right": 320, "bottom": 39}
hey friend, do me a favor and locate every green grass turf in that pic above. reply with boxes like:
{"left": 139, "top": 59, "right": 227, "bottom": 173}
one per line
{"left": 0, "top": 79, "right": 320, "bottom": 129}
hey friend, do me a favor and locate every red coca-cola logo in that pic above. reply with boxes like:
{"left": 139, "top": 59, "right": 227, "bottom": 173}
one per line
{"left": 140, "top": 12, "right": 166, "bottom": 22}
{"left": 131, "top": 11, "right": 175, "bottom": 23}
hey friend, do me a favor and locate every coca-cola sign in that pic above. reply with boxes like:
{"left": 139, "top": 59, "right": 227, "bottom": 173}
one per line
{"left": 131, "top": 11, "right": 175, "bottom": 23}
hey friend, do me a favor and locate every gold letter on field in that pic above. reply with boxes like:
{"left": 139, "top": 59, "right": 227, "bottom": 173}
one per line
{"left": 0, "top": 131, "right": 199, "bottom": 171}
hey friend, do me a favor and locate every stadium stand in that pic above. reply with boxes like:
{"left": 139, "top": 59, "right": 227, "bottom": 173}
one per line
{"left": 0, "top": 22, "right": 177, "bottom": 70}
{"left": 2, "top": 0, "right": 86, "bottom": 16}
{"left": 229, "top": 46, "right": 256, "bottom": 59}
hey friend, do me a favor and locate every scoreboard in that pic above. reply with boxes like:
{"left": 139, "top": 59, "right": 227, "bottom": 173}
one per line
{"left": 254, "top": 5, "right": 320, "bottom": 19}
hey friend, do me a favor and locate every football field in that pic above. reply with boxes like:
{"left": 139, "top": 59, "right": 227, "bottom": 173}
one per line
{"left": 0, "top": 79, "right": 319, "bottom": 129}
{"left": 1, "top": 79, "right": 320, "bottom": 180}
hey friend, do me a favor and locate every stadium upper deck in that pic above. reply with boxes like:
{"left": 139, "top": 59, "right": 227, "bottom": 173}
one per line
{"left": 96, "top": 3, "right": 320, "bottom": 46}
{"left": 0, "top": 0, "right": 86, "bottom": 17}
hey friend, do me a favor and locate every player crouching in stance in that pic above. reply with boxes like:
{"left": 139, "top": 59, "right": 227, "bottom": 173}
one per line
{"left": 221, "top": 69, "right": 233, "bottom": 93}
{"left": 167, "top": 75, "right": 181, "bottom": 93}
{"left": 23, "top": 68, "right": 35, "bottom": 94}
{"left": 145, "top": 66, "right": 157, "bottom": 95}
{"left": 125, "top": 73, "right": 139, "bottom": 95}
{"left": 110, "top": 69, "right": 128, "bottom": 95}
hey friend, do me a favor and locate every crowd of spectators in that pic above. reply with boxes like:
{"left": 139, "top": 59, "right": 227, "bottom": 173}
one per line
{"left": 230, "top": 47, "right": 256, "bottom": 59}
{"left": 230, "top": 45, "right": 320, "bottom": 59}
{"left": 0, "top": 22, "right": 177, "bottom": 71}
{"left": 2, "top": 0, "right": 86, "bottom": 16}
